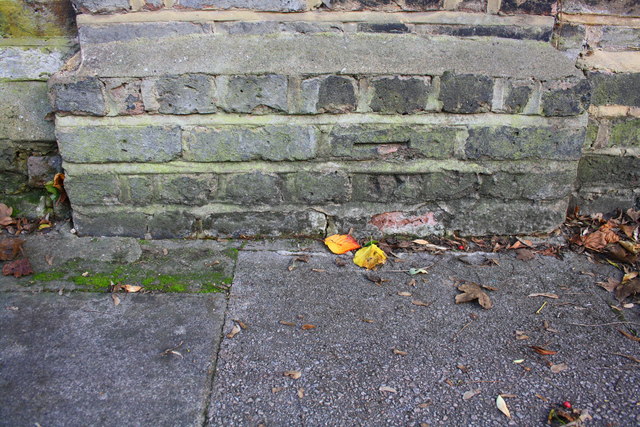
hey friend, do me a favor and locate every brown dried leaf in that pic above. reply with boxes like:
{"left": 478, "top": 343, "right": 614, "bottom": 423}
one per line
{"left": 236, "top": 320, "right": 248, "bottom": 330}
{"left": 311, "top": 268, "right": 326, "bottom": 273}
{"left": 284, "top": 370, "right": 302, "bottom": 379}
{"left": 579, "top": 225, "right": 620, "bottom": 251}
{"left": 527, "top": 293, "right": 559, "bottom": 299}
{"left": 463, "top": 389, "right": 481, "bottom": 401}
{"left": 516, "top": 249, "right": 535, "bottom": 261}
{"left": 379, "top": 386, "right": 397, "bottom": 393}
{"left": 272, "top": 387, "right": 283, "bottom": 393}
{"left": 111, "top": 293, "right": 120, "bottom": 306}
{"left": 0, "top": 238, "right": 23, "bottom": 261}
{"left": 605, "top": 243, "right": 637, "bottom": 264}
{"left": 361, "top": 318, "right": 374, "bottom": 323}
{"left": 122, "top": 284, "right": 143, "bottom": 293}
{"left": 597, "top": 277, "right": 621, "bottom": 292}
{"left": 297, "top": 388, "right": 305, "bottom": 399}
{"left": 2, "top": 258, "right": 33, "bottom": 278}
{"left": 455, "top": 283, "right": 493, "bottom": 309}
{"left": 407, "top": 279, "right": 417, "bottom": 287}
{"left": 618, "top": 329, "right": 640, "bottom": 342}
{"left": 279, "top": 320, "right": 296, "bottom": 326}
{"left": 397, "top": 291, "right": 412, "bottom": 297}
{"left": 530, "top": 345, "right": 557, "bottom": 356}
{"left": 515, "top": 330, "right": 530, "bottom": 340}
{"left": 550, "top": 363, "right": 568, "bottom": 373}
{"left": 615, "top": 278, "right": 640, "bottom": 301}
{"left": 392, "top": 348, "right": 408, "bottom": 356}
{"left": 45, "top": 255, "right": 54, "bottom": 266}
{"left": 620, "top": 225, "right": 637, "bottom": 239}
{"left": 0, "top": 204, "right": 15, "bottom": 226}
{"left": 334, "top": 257, "right": 347, "bottom": 267}
{"left": 295, "top": 255, "right": 310, "bottom": 263}
{"left": 301, "top": 324, "right": 316, "bottom": 330}
{"left": 411, "top": 299, "right": 431, "bottom": 307}
{"left": 226, "top": 324, "right": 241, "bottom": 339}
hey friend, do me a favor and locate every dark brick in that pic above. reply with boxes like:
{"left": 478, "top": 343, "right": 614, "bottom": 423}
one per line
{"left": 479, "top": 170, "right": 575, "bottom": 200}
{"left": 203, "top": 210, "right": 325, "bottom": 238}
{"left": 351, "top": 173, "right": 477, "bottom": 202}
{"left": 439, "top": 73, "right": 493, "bottom": 114}
{"left": 542, "top": 78, "right": 591, "bottom": 117}
{"left": 72, "top": 211, "right": 148, "bottom": 238}
{"left": 154, "top": 74, "right": 216, "bottom": 114}
{"left": 562, "top": 0, "right": 640, "bottom": 16}
{"left": 369, "top": 77, "right": 430, "bottom": 114}
{"left": 577, "top": 154, "right": 640, "bottom": 186}
{"left": 287, "top": 172, "right": 351, "bottom": 204}
{"left": 104, "top": 79, "right": 144, "bottom": 116}
{"left": 223, "top": 173, "right": 282, "bottom": 205}
{"left": 609, "top": 118, "right": 640, "bottom": 147}
{"left": 551, "top": 23, "right": 586, "bottom": 52}
{"left": 589, "top": 72, "right": 640, "bottom": 107}
{"left": 500, "top": 0, "right": 556, "bottom": 15}
{"left": 148, "top": 210, "right": 195, "bottom": 239}
{"left": 71, "top": 0, "right": 130, "bottom": 14}
{"left": 317, "top": 76, "right": 357, "bottom": 113}
{"left": 503, "top": 84, "right": 533, "bottom": 114}
{"left": 218, "top": 75, "right": 287, "bottom": 113}
{"left": 65, "top": 174, "right": 120, "bottom": 206}
{"left": 158, "top": 174, "right": 218, "bottom": 206}
{"left": 125, "top": 175, "right": 155, "bottom": 206}
{"left": 465, "top": 126, "right": 585, "bottom": 160}
{"left": 425, "top": 25, "right": 551, "bottom": 41}
{"left": 27, "top": 155, "right": 62, "bottom": 188}
{"left": 358, "top": 23, "right": 410, "bottom": 33}
{"left": 50, "top": 78, "right": 106, "bottom": 116}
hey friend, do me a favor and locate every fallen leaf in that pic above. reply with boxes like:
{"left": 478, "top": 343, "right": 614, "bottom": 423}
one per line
{"left": 535, "top": 394, "right": 549, "bottom": 402}
{"left": 324, "top": 234, "right": 361, "bottom": 254}
{"left": 397, "top": 291, "right": 412, "bottom": 296}
{"left": 618, "top": 329, "right": 640, "bottom": 342}
{"left": 236, "top": 320, "right": 248, "bottom": 329}
{"left": 82, "top": 271, "right": 90, "bottom": 277}
{"left": 550, "top": 363, "right": 568, "bottom": 373}
{"left": 226, "top": 324, "right": 241, "bottom": 339}
{"left": 379, "top": 386, "right": 397, "bottom": 393}
{"left": 411, "top": 299, "right": 431, "bottom": 307}
{"left": 311, "top": 268, "right": 326, "bottom": 273}
{"left": 408, "top": 268, "right": 429, "bottom": 275}
{"left": 2, "top": 258, "right": 33, "bottom": 278}
{"left": 297, "top": 388, "right": 304, "bottom": 399}
{"left": 45, "top": 255, "right": 54, "bottom": 266}
{"left": 407, "top": 279, "right": 417, "bottom": 287}
{"left": 578, "top": 224, "right": 620, "bottom": 251}
{"left": 615, "top": 278, "right": 640, "bottom": 301}
{"left": 122, "top": 284, "right": 142, "bottom": 293}
{"left": 515, "top": 331, "right": 530, "bottom": 340}
{"left": 623, "top": 303, "right": 634, "bottom": 308}
{"left": 0, "top": 238, "right": 23, "bottom": 261}
{"left": 301, "top": 324, "right": 316, "bottom": 330}
{"left": 392, "top": 348, "right": 408, "bottom": 356}
{"left": 364, "top": 272, "right": 388, "bottom": 285}
{"left": 530, "top": 345, "right": 557, "bottom": 356}
{"left": 413, "top": 239, "right": 429, "bottom": 245}
{"left": 417, "top": 401, "right": 432, "bottom": 408}
{"left": 513, "top": 359, "right": 525, "bottom": 364}
{"left": 272, "top": 387, "right": 283, "bottom": 393}
{"left": 516, "top": 249, "right": 535, "bottom": 261}
{"left": 455, "top": 282, "right": 493, "bottom": 309}
{"left": 284, "top": 370, "right": 302, "bottom": 379}
{"left": 0, "top": 204, "right": 15, "bottom": 226}
{"left": 353, "top": 244, "right": 387, "bottom": 270}
{"left": 334, "top": 257, "right": 347, "bottom": 267}
{"left": 517, "top": 238, "right": 534, "bottom": 247}
{"left": 605, "top": 243, "right": 637, "bottom": 264}
{"left": 496, "top": 395, "right": 511, "bottom": 418}
{"left": 527, "top": 293, "right": 559, "bottom": 299}
{"left": 500, "top": 394, "right": 517, "bottom": 399}
{"left": 361, "top": 318, "right": 374, "bottom": 323}
{"left": 597, "top": 278, "right": 620, "bottom": 292}
{"left": 111, "top": 293, "right": 120, "bottom": 306}
{"left": 463, "top": 389, "right": 480, "bottom": 401}
{"left": 611, "top": 352, "right": 640, "bottom": 363}
{"left": 619, "top": 240, "right": 640, "bottom": 255}
{"left": 279, "top": 320, "right": 296, "bottom": 326}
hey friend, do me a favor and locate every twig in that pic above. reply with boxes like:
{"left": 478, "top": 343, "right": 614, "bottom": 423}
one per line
{"left": 535, "top": 301, "right": 547, "bottom": 314}
{"left": 610, "top": 353, "right": 640, "bottom": 364}
{"left": 452, "top": 320, "right": 475, "bottom": 340}
{"left": 569, "top": 321, "right": 640, "bottom": 327}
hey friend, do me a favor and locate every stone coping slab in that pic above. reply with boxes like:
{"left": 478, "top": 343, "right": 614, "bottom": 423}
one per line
{"left": 76, "top": 32, "right": 583, "bottom": 79}
{"left": 0, "top": 292, "right": 226, "bottom": 426}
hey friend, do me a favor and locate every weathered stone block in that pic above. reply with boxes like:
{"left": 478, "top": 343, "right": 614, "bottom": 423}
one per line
{"left": 493, "top": 79, "right": 535, "bottom": 114}
{"left": 465, "top": 126, "right": 585, "bottom": 160}
{"left": 216, "top": 22, "right": 279, "bottom": 34}
{"left": 351, "top": 173, "right": 477, "bottom": 202}
{"left": 50, "top": 78, "right": 106, "bottom": 116}
{"left": 124, "top": 175, "right": 155, "bottom": 206}
{"left": 183, "top": 125, "right": 317, "bottom": 162}
{"left": 27, "top": 155, "right": 62, "bottom": 188}
{"left": 439, "top": 73, "right": 493, "bottom": 114}
{"left": 158, "top": 174, "right": 218, "bottom": 206}
{"left": 0, "top": 172, "right": 27, "bottom": 195}
{"left": 176, "top": 0, "right": 308, "bottom": 11}
{"left": 369, "top": 77, "right": 431, "bottom": 114}
{"left": 150, "top": 75, "right": 216, "bottom": 114}
{"left": 551, "top": 23, "right": 586, "bottom": 53}
{"left": 599, "top": 27, "right": 640, "bottom": 51}
{"left": 500, "top": 0, "right": 555, "bottom": 15}
{"left": 358, "top": 23, "right": 410, "bottom": 33}
{"left": 57, "top": 126, "right": 182, "bottom": 163}
{"left": 329, "top": 124, "right": 459, "bottom": 159}
{"left": 610, "top": 118, "right": 640, "bottom": 147}
{"left": 79, "top": 23, "right": 210, "bottom": 45}
{"left": 421, "top": 25, "right": 552, "bottom": 41}
{"left": 280, "top": 22, "right": 344, "bottom": 33}
{"left": 223, "top": 173, "right": 283, "bottom": 204}
{"left": 0, "top": 46, "right": 71, "bottom": 80}
{"left": 572, "top": 188, "right": 640, "bottom": 215}
{"left": 0, "top": 0, "right": 76, "bottom": 37}
{"left": 0, "top": 82, "right": 55, "bottom": 141}
{"left": 577, "top": 154, "right": 640, "bottom": 186}
{"left": 73, "top": 210, "right": 148, "bottom": 238}
{"left": 562, "top": 0, "right": 640, "bottom": 16}
{"left": 203, "top": 210, "right": 326, "bottom": 238}
{"left": 541, "top": 79, "right": 591, "bottom": 116}
{"left": 589, "top": 72, "right": 640, "bottom": 107}
{"left": 71, "top": 0, "right": 129, "bottom": 13}
{"left": 286, "top": 172, "right": 351, "bottom": 204}
{"left": 148, "top": 210, "right": 195, "bottom": 239}
{"left": 301, "top": 75, "right": 357, "bottom": 114}
{"left": 479, "top": 170, "right": 575, "bottom": 200}
{"left": 217, "top": 75, "right": 287, "bottom": 113}
{"left": 446, "top": 199, "right": 569, "bottom": 236}
{"left": 65, "top": 174, "right": 120, "bottom": 206}
{"left": 104, "top": 79, "right": 144, "bottom": 116}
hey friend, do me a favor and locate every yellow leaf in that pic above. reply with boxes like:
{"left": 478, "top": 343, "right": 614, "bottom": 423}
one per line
{"left": 353, "top": 244, "right": 387, "bottom": 270}
{"left": 324, "top": 234, "right": 361, "bottom": 254}
{"left": 496, "top": 395, "right": 511, "bottom": 418}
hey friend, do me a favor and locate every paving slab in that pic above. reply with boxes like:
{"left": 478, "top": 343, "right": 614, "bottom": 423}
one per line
{"left": 209, "top": 248, "right": 640, "bottom": 426}
{"left": 0, "top": 292, "right": 226, "bottom": 427}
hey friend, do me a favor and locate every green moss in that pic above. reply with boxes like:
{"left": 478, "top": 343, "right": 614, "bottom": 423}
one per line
{"left": 223, "top": 247, "right": 239, "bottom": 261}
{"left": 32, "top": 271, "right": 65, "bottom": 281}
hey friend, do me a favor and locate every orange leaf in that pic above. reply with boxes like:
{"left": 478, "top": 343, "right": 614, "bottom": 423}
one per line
{"left": 529, "top": 346, "right": 557, "bottom": 356}
{"left": 324, "top": 234, "right": 361, "bottom": 254}
{"left": 579, "top": 224, "right": 620, "bottom": 251}
{"left": 301, "top": 324, "right": 316, "bottom": 330}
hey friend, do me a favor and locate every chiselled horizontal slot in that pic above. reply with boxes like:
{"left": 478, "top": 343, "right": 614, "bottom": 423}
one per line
{"left": 353, "top": 141, "right": 410, "bottom": 146}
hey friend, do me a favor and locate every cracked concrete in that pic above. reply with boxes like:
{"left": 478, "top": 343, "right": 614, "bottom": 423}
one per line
{"left": 1, "top": 231, "right": 639, "bottom": 426}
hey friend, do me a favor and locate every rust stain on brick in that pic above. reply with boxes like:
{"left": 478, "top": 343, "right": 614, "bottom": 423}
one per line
{"left": 369, "top": 211, "right": 437, "bottom": 232}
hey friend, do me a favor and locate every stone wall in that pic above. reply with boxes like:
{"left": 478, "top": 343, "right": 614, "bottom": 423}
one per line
{"left": 553, "top": 0, "right": 640, "bottom": 214}
{"left": 41, "top": 0, "right": 640, "bottom": 237}
{"left": 0, "top": 0, "right": 77, "bottom": 216}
